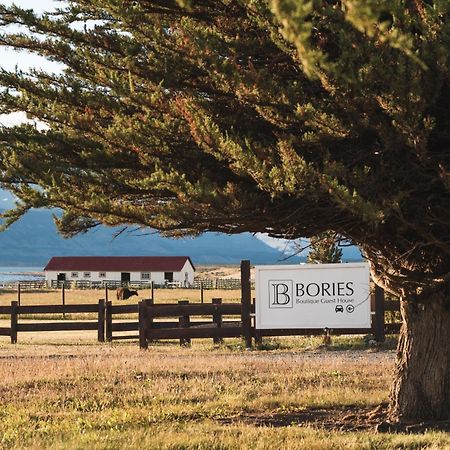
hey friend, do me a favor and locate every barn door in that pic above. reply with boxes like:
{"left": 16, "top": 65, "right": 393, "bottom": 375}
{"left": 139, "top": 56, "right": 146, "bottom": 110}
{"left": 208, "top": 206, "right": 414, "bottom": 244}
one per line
{"left": 164, "top": 272, "right": 174, "bottom": 282}
{"left": 121, "top": 272, "right": 131, "bottom": 285}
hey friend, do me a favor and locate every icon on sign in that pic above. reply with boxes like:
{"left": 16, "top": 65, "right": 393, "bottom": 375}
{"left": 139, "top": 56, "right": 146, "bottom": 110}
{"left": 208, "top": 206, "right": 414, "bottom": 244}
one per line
{"left": 335, "top": 305, "right": 344, "bottom": 313}
{"left": 346, "top": 305, "right": 355, "bottom": 313}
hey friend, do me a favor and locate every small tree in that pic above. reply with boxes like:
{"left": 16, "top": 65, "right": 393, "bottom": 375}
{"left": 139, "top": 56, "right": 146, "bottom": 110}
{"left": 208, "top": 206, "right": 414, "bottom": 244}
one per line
{"left": 307, "top": 232, "right": 343, "bottom": 264}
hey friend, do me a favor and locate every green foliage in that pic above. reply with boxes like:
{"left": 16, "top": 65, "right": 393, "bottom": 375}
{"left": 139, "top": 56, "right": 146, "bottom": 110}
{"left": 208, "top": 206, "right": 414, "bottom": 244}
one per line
{"left": 307, "top": 231, "right": 343, "bottom": 264}
{"left": 0, "top": 1, "right": 449, "bottom": 297}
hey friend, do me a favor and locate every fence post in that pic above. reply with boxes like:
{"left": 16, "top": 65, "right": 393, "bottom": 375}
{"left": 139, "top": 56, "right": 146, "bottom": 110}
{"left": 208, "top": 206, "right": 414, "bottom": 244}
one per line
{"left": 138, "top": 301, "right": 148, "bottom": 349}
{"left": 178, "top": 300, "right": 191, "bottom": 346}
{"left": 212, "top": 298, "right": 223, "bottom": 344}
{"left": 240, "top": 260, "right": 252, "bottom": 349}
{"left": 98, "top": 299, "right": 105, "bottom": 342}
{"left": 10, "top": 301, "right": 18, "bottom": 344}
{"left": 144, "top": 298, "right": 153, "bottom": 343}
{"left": 252, "top": 297, "right": 262, "bottom": 346}
{"left": 200, "top": 282, "right": 204, "bottom": 304}
{"left": 62, "top": 284, "right": 66, "bottom": 319}
{"left": 105, "top": 300, "right": 113, "bottom": 342}
{"left": 17, "top": 284, "right": 21, "bottom": 307}
{"left": 374, "top": 285, "right": 385, "bottom": 342}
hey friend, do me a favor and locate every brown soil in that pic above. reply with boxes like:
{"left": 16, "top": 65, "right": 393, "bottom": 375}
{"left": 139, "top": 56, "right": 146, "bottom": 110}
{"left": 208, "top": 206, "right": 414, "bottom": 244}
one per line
{"left": 219, "top": 404, "right": 450, "bottom": 433}
{"left": 196, "top": 265, "right": 253, "bottom": 279}
{"left": 219, "top": 404, "right": 388, "bottom": 431}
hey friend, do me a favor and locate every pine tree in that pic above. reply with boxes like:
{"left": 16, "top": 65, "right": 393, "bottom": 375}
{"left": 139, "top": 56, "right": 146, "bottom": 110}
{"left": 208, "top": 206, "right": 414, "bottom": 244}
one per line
{"left": 307, "top": 232, "right": 343, "bottom": 264}
{"left": 0, "top": 1, "right": 450, "bottom": 422}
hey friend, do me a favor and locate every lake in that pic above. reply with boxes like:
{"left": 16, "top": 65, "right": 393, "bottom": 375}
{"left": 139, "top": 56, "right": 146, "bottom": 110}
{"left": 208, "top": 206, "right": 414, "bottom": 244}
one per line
{"left": 0, "top": 267, "right": 44, "bottom": 282}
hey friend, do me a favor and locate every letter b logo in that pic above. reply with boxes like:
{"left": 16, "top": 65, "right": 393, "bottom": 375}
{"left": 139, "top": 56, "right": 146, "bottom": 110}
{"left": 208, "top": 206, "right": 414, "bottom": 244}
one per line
{"left": 269, "top": 280, "right": 293, "bottom": 308}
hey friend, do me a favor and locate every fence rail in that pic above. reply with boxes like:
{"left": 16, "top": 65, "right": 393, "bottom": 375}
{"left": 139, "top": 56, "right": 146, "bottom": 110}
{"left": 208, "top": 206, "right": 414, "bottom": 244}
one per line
{"left": 105, "top": 301, "right": 140, "bottom": 341}
{"left": 138, "top": 298, "right": 242, "bottom": 349}
{"left": 1, "top": 277, "right": 253, "bottom": 291}
{"left": 0, "top": 280, "right": 46, "bottom": 290}
{"left": 0, "top": 300, "right": 106, "bottom": 343}
{"left": 0, "top": 293, "right": 401, "bottom": 346}
{"left": 51, "top": 280, "right": 156, "bottom": 290}
{"left": 192, "top": 277, "right": 255, "bottom": 290}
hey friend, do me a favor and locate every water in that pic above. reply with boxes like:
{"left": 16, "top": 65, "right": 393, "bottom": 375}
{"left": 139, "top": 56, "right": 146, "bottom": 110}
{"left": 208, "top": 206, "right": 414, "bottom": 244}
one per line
{"left": 0, "top": 267, "right": 44, "bottom": 282}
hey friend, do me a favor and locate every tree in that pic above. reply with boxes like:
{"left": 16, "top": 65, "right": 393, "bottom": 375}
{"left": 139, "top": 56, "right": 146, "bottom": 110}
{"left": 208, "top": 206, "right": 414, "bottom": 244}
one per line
{"left": 307, "top": 232, "right": 343, "bottom": 264}
{"left": 0, "top": 1, "right": 449, "bottom": 422}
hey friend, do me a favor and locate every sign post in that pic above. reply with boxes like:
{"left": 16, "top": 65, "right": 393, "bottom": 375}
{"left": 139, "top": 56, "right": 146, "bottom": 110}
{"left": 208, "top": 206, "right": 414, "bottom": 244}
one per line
{"left": 240, "top": 260, "right": 253, "bottom": 349}
{"left": 255, "top": 263, "right": 370, "bottom": 330}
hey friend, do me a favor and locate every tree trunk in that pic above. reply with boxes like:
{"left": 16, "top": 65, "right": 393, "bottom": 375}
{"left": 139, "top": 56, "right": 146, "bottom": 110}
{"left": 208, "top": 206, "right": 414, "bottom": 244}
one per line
{"left": 389, "top": 292, "right": 450, "bottom": 421}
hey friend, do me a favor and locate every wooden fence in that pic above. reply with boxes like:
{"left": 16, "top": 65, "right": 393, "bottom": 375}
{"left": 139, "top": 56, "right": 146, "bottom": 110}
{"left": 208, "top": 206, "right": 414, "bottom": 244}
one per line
{"left": 193, "top": 277, "right": 255, "bottom": 290}
{"left": 0, "top": 292, "right": 401, "bottom": 346}
{"left": 105, "top": 300, "right": 144, "bottom": 341}
{"left": 0, "top": 261, "right": 402, "bottom": 346}
{"left": 0, "top": 300, "right": 106, "bottom": 343}
{"left": 51, "top": 280, "right": 155, "bottom": 290}
{"left": 136, "top": 290, "right": 401, "bottom": 349}
{"left": 137, "top": 262, "right": 402, "bottom": 348}
{"left": 0, "top": 280, "right": 46, "bottom": 290}
{"left": 138, "top": 299, "right": 244, "bottom": 349}
{"left": 3, "top": 277, "right": 248, "bottom": 292}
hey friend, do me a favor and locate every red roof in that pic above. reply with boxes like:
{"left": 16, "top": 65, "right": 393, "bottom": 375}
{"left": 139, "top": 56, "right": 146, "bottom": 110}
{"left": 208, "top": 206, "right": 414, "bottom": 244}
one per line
{"left": 44, "top": 256, "right": 195, "bottom": 272}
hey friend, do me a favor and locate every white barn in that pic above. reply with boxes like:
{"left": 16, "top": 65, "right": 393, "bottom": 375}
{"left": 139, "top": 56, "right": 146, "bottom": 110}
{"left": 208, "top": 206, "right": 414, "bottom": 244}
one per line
{"left": 44, "top": 256, "right": 195, "bottom": 287}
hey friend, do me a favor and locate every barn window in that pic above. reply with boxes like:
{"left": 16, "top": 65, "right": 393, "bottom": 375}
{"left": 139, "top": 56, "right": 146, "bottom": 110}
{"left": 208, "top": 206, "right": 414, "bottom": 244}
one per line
{"left": 71, "top": 272, "right": 79, "bottom": 278}
{"left": 99, "top": 272, "right": 106, "bottom": 278}
{"left": 84, "top": 272, "right": 91, "bottom": 278}
{"left": 141, "top": 272, "right": 151, "bottom": 280}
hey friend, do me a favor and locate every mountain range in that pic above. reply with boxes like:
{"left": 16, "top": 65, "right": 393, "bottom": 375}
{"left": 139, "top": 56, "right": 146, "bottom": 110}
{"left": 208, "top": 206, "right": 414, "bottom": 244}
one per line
{"left": 0, "top": 207, "right": 362, "bottom": 268}
{"left": 0, "top": 209, "right": 298, "bottom": 267}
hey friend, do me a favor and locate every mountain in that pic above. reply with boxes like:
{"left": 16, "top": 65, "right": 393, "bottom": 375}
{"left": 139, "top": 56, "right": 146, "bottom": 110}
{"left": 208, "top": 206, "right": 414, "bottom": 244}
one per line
{"left": 0, "top": 209, "right": 295, "bottom": 267}
{"left": 257, "top": 235, "right": 362, "bottom": 262}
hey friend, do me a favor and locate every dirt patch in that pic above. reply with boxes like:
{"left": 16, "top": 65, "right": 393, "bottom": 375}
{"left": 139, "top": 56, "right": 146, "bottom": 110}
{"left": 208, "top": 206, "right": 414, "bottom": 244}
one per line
{"left": 196, "top": 265, "right": 252, "bottom": 279}
{"left": 219, "top": 404, "right": 450, "bottom": 433}
{"left": 219, "top": 404, "right": 388, "bottom": 431}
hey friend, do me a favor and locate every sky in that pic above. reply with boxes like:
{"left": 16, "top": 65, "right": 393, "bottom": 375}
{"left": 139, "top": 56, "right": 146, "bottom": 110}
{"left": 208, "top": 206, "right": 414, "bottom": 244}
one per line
{"left": 0, "top": 1, "right": 298, "bottom": 252}
{"left": 1, "top": 0, "right": 62, "bottom": 72}
{"left": 0, "top": 0, "right": 63, "bottom": 128}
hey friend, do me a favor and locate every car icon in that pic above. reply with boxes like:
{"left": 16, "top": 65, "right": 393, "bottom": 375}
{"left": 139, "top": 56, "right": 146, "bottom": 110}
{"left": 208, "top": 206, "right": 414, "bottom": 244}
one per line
{"left": 335, "top": 305, "right": 344, "bottom": 313}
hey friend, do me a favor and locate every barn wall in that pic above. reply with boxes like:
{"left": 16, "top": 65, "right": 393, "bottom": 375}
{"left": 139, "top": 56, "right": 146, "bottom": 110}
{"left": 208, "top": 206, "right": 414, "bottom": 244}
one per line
{"left": 45, "top": 270, "right": 123, "bottom": 283}
{"left": 173, "top": 261, "right": 195, "bottom": 286}
{"left": 44, "top": 268, "right": 194, "bottom": 285}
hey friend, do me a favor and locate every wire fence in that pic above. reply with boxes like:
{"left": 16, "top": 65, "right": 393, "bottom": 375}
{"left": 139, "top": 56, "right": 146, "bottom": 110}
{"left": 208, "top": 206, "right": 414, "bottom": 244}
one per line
{"left": 0, "top": 278, "right": 252, "bottom": 290}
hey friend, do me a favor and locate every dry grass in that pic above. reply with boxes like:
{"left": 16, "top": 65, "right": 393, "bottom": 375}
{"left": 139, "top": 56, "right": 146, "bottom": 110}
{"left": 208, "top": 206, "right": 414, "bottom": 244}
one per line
{"left": 0, "top": 341, "right": 448, "bottom": 449}
{"left": 0, "top": 287, "right": 246, "bottom": 322}
{"left": 0, "top": 287, "right": 448, "bottom": 448}
{"left": 0, "top": 287, "right": 246, "bottom": 306}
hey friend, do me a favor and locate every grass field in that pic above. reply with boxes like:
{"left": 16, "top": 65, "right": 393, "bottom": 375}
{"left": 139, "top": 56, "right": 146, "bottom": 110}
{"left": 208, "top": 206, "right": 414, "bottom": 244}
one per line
{"left": 0, "top": 337, "right": 449, "bottom": 449}
{"left": 0, "top": 288, "right": 448, "bottom": 448}
{"left": 0, "top": 287, "right": 245, "bottom": 322}
{"left": 0, "top": 287, "right": 245, "bottom": 306}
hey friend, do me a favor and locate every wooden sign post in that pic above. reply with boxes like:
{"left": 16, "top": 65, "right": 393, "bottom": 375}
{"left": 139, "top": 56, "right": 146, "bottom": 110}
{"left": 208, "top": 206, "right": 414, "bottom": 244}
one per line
{"left": 240, "top": 260, "right": 252, "bottom": 349}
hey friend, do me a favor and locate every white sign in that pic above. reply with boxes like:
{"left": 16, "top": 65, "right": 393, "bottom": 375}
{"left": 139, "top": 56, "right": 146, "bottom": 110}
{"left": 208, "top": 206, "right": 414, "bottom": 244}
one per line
{"left": 255, "top": 263, "right": 371, "bottom": 329}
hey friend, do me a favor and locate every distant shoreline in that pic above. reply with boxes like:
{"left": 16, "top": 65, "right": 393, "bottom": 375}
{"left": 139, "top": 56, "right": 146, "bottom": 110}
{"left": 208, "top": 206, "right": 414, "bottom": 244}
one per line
{"left": 0, "top": 267, "right": 44, "bottom": 283}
